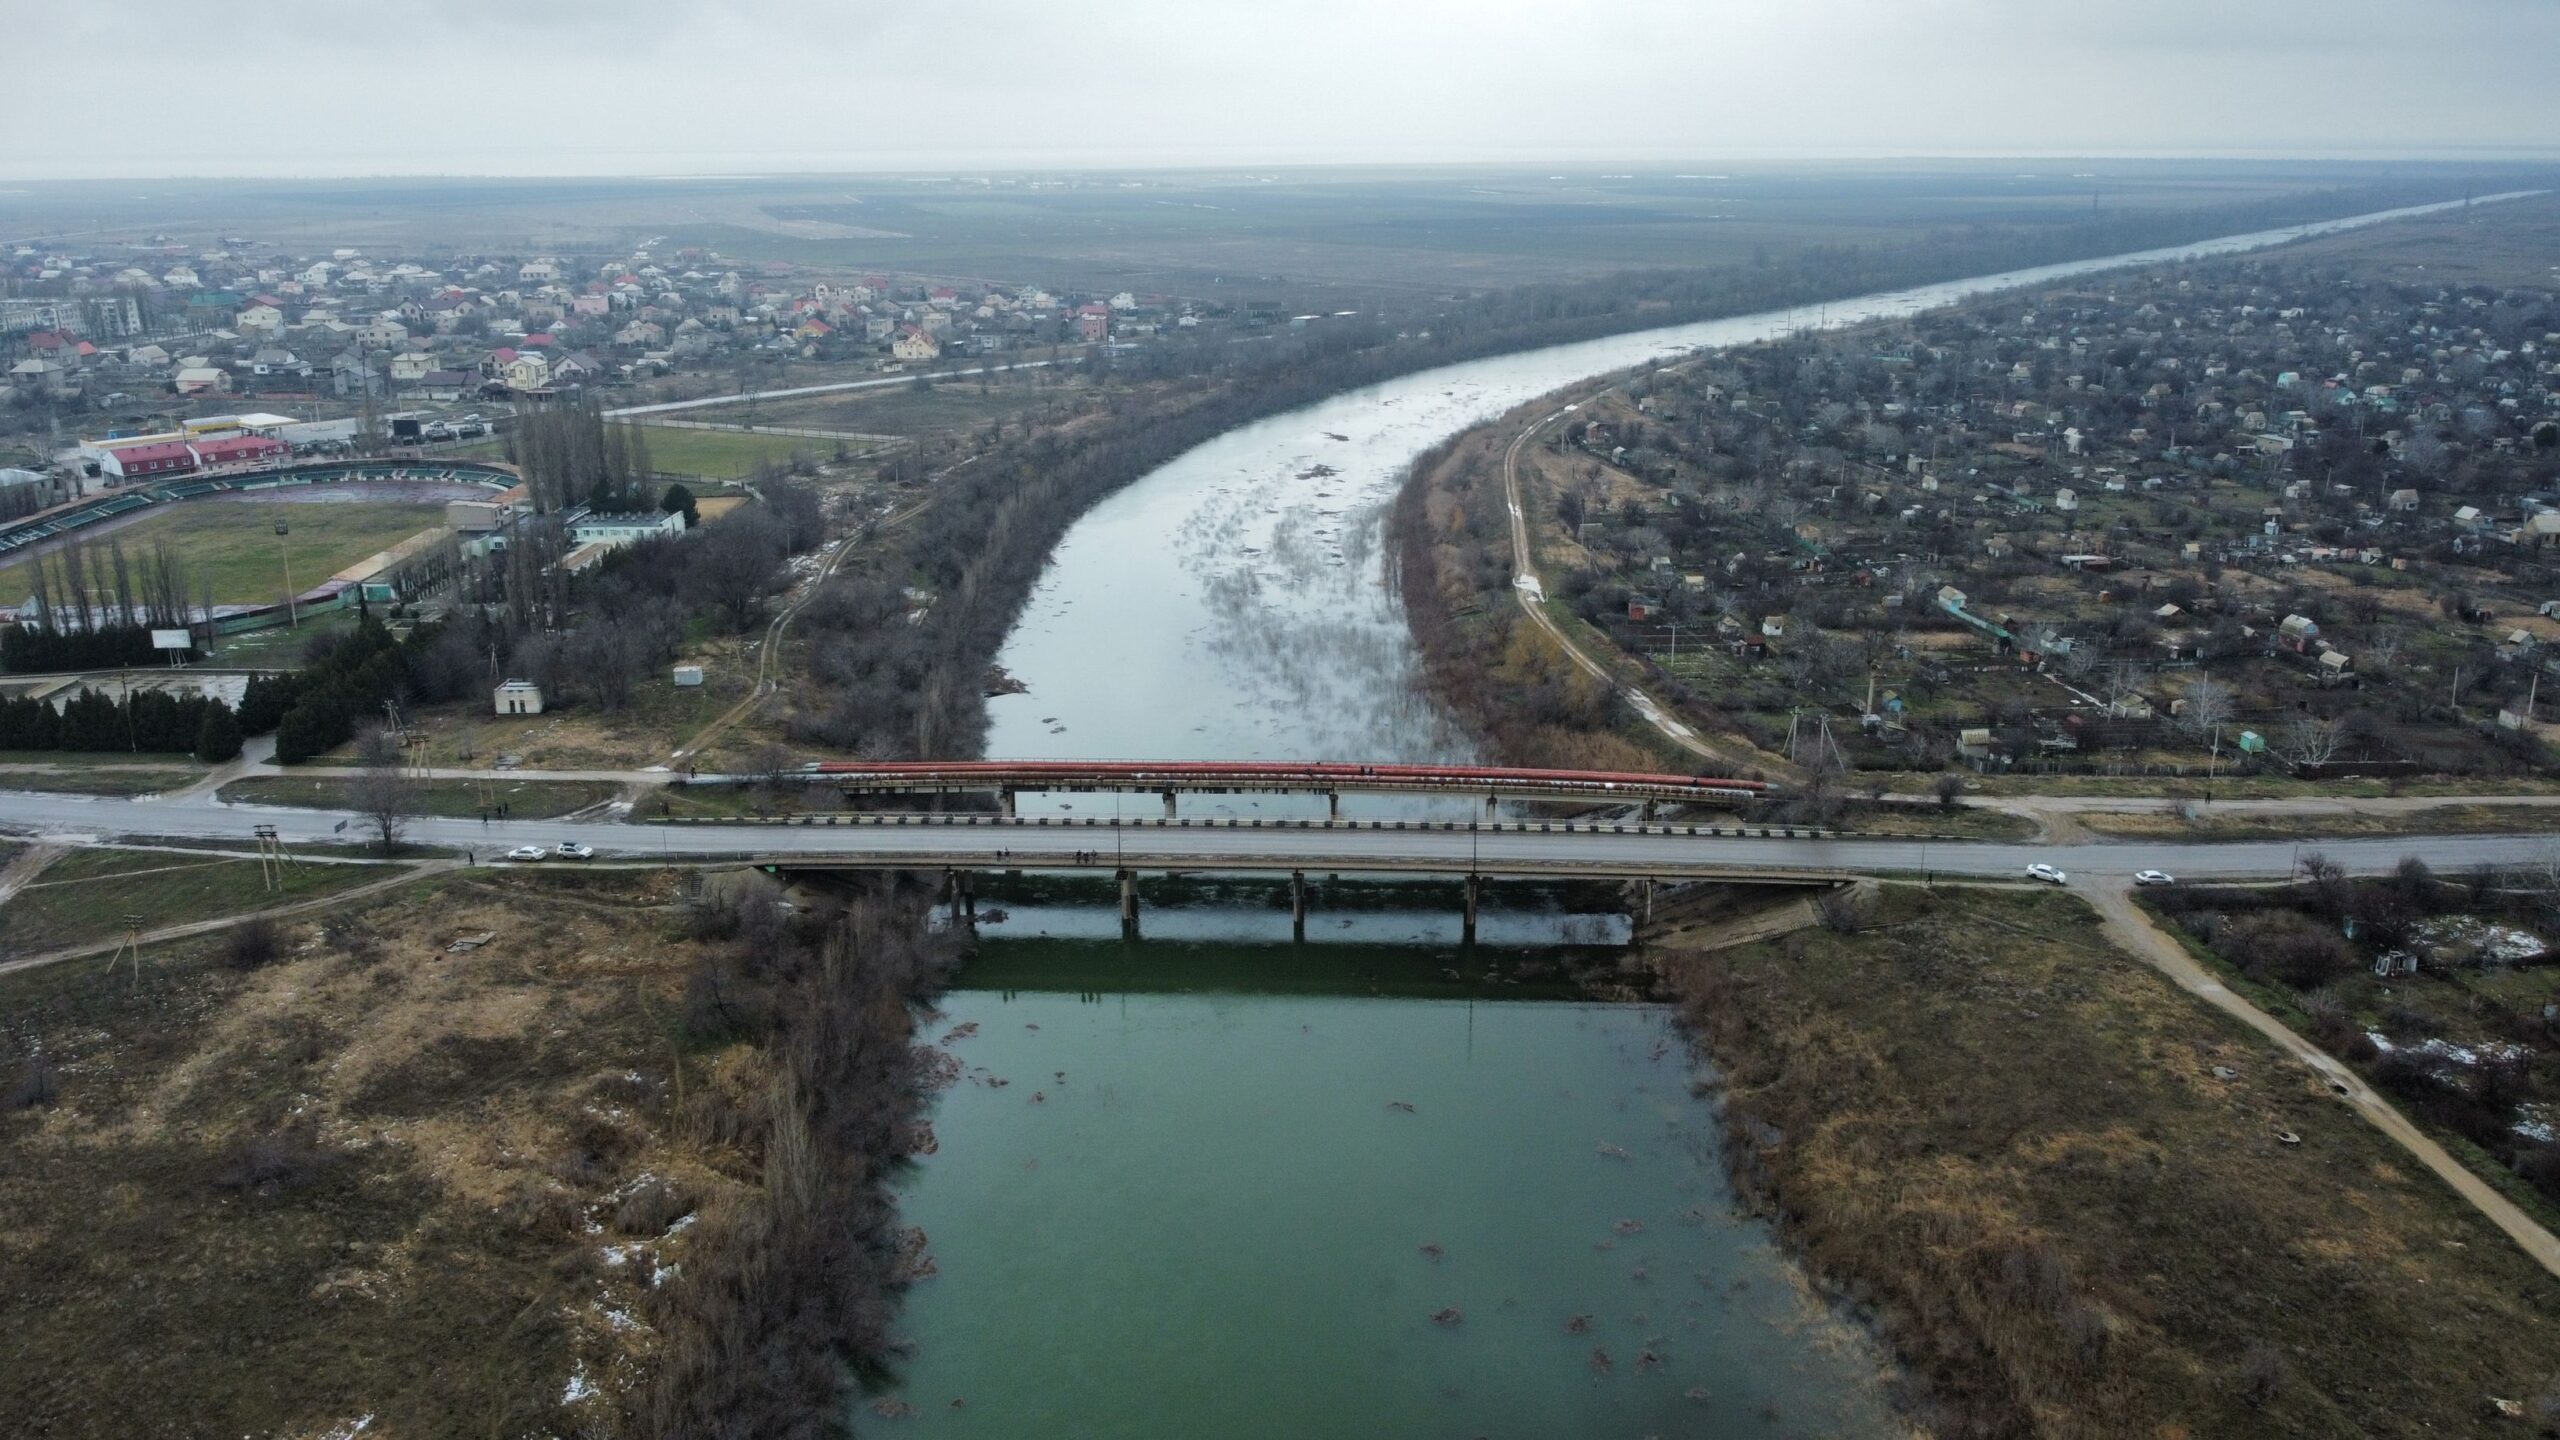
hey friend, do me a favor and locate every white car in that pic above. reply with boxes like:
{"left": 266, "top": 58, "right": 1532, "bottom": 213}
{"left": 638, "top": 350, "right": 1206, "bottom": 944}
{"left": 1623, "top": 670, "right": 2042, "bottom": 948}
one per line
{"left": 2133, "top": 869, "right": 2176, "bottom": 887}
{"left": 504, "top": 844, "right": 547, "bottom": 862}
{"left": 2025, "top": 863, "right": 2068, "bottom": 885}
{"left": 554, "top": 842, "right": 596, "bottom": 860}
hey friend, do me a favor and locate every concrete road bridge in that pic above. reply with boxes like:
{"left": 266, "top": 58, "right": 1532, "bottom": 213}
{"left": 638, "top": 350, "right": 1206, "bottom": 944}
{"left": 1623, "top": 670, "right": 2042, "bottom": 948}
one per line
{"left": 0, "top": 781, "right": 2545, "bottom": 942}
{"left": 809, "top": 759, "right": 1773, "bottom": 817}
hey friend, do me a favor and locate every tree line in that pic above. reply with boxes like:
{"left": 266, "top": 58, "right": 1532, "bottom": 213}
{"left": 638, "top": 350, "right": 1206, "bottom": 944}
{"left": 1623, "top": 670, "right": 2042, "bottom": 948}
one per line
{"left": 0, "top": 686, "right": 240, "bottom": 761}
{"left": 3, "top": 534, "right": 208, "bottom": 672}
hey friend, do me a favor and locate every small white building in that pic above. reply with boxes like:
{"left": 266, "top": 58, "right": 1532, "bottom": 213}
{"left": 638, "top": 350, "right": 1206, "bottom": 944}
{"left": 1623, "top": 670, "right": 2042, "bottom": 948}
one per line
{"left": 494, "top": 679, "right": 544, "bottom": 716}
{"left": 673, "top": 664, "right": 704, "bottom": 687}
{"left": 569, "top": 509, "right": 685, "bottom": 547}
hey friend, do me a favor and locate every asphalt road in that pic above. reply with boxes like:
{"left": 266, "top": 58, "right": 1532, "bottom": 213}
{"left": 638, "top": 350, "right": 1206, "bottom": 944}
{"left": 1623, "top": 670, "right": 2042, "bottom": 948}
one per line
{"left": 4, "top": 784, "right": 2550, "bottom": 881}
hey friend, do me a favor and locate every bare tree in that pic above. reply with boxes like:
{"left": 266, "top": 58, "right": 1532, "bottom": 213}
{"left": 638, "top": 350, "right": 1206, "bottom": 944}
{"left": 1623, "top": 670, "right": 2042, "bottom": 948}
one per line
{"left": 2103, "top": 661, "right": 2152, "bottom": 714}
{"left": 352, "top": 725, "right": 422, "bottom": 855}
{"left": 2363, "top": 628, "right": 2404, "bottom": 674}
{"left": 2178, "top": 676, "right": 2236, "bottom": 742}
{"left": 2281, "top": 713, "right": 2346, "bottom": 771}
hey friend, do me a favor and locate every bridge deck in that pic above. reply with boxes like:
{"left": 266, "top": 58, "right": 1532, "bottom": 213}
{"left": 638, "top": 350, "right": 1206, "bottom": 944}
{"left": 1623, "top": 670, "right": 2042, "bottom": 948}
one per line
{"left": 653, "top": 812, "right": 1853, "bottom": 884}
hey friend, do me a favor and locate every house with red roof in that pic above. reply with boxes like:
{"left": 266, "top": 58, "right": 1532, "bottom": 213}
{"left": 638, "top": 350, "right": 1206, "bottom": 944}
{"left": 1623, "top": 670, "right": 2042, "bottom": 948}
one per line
{"left": 98, "top": 442, "right": 196, "bottom": 481}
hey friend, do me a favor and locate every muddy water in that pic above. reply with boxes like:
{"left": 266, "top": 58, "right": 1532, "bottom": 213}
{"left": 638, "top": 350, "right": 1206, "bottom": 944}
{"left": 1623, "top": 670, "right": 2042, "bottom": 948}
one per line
{"left": 876, "top": 194, "right": 2518, "bottom": 1435}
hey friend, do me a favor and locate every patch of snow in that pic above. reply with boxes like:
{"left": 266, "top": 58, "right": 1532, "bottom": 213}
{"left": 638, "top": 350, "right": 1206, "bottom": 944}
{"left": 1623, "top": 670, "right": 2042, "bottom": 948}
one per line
{"left": 319, "top": 1417, "right": 375, "bottom": 1440}
{"left": 563, "top": 1368, "right": 596, "bottom": 1405}
{"left": 2364, "top": 1032, "right": 2529, "bottom": 1067}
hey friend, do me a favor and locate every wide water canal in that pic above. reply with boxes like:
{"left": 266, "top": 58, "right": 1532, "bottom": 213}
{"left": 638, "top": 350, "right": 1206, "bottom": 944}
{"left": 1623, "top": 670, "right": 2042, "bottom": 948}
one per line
{"left": 871, "top": 194, "right": 2519, "bottom": 1435}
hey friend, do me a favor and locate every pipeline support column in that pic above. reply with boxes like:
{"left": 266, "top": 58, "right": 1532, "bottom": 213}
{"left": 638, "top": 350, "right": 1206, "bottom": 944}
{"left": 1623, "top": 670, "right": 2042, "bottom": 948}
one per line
{"left": 1291, "top": 869, "right": 1307, "bottom": 943}
{"left": 1462, "top": 873, "right": 1481, "bottom": 946}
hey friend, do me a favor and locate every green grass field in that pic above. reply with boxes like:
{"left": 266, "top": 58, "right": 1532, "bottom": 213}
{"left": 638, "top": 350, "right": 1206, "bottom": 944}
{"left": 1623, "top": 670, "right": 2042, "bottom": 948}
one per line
{"left": 0, "top": 502, "right": 443, "bottom": 608}
{"left": 0, "top": 847, "right": 403, "bottom": 956}
{"left": 458, "top": 426, "right": 816, "bottom": 479}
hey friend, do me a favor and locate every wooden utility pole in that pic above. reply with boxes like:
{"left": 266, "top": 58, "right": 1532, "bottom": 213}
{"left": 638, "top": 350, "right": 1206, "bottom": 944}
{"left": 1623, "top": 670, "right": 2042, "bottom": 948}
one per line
{"left": 103, "top": 912, "right": 144, "bottom": 986}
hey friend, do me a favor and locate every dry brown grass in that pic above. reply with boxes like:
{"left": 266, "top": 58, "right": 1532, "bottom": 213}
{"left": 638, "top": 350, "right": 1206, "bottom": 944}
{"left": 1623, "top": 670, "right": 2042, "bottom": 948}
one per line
{"left": 2075, "top": 804, "right": 2556, "bottom": 843}
{"left": 1653, "top": 885, "right": 2560, "bottom": 1439}
{"left": 0, "top": 868, "right": 763, "bottom": 1438}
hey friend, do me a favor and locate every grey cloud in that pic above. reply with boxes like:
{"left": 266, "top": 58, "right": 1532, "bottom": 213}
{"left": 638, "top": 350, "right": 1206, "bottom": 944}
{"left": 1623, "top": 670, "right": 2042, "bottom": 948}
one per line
{"left": 7, "top": 0, "right": 2554, "bottom": 177}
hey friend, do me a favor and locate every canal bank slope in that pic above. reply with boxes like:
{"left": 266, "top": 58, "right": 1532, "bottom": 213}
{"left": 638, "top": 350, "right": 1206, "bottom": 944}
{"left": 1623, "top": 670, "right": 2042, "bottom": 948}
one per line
{"left": 1646, "top": 884, "right": 2560, "bottom": 1437}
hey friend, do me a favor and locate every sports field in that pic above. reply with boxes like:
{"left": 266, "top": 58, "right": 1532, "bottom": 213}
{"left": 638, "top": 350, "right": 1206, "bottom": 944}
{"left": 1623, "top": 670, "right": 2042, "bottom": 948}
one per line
{"left": 456, "top": 425, "right": 817, "bottom": 478}
{"left": 0, "top": 500, "right": 444, "bottom": 608}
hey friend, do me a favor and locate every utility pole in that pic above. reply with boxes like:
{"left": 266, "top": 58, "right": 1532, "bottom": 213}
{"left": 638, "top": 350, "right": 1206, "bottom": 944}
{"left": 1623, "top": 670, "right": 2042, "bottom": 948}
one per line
{"left": 103, "top": 912, "right": 145, "bottom": 987}
{"left": 275, "top": 515, "right": 298, "bottom": 629}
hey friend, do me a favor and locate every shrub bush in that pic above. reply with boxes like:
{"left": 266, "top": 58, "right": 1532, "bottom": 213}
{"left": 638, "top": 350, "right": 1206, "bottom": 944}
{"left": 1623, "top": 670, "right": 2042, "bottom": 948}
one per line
{"left": 223, "top": 918, "right": 284, "bottom": 971}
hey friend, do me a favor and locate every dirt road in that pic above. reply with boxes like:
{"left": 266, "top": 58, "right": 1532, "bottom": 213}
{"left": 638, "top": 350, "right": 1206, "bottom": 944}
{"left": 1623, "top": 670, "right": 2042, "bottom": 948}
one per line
{"left": 2083, "top": 882, "right": 2560, "bottom": 1280}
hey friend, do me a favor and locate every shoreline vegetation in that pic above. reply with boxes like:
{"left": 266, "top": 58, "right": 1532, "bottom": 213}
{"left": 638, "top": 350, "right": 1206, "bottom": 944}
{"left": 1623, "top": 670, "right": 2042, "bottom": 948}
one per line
{"left": 630, "top": 876, "right": 958, "bottom": 1438}
{"left": 1647, "top": 884, "right": 2560, "bottom": 1438}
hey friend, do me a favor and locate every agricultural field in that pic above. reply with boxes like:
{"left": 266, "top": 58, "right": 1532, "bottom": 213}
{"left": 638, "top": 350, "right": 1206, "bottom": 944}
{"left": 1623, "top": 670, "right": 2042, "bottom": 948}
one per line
{"left": 0, "top": 499, "right": 443, "bottom": 608}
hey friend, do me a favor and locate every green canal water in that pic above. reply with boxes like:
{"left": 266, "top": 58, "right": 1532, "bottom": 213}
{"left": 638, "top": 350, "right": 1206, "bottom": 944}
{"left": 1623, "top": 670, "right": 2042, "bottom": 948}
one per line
{"left": 868, "top": 934, "right": 1903, "bottom": 1438}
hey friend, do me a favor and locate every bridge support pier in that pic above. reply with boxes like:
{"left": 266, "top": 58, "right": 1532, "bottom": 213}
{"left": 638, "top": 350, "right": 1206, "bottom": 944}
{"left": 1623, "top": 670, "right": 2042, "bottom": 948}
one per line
{"left": 1462, "top": 873, "right": 1481, "bottom": 946}
{"left": 1640, "top": 878, "right": 1654, "bottom": 923}
{"left": 1484, "top": 794, "right": 1498, "bottom": 820}
{"left": 1642, "top": 800, "right": 1657, "bottom": 823}
{"left": 1291, "top": 870, "right": 1307, "bottom": 942}
{"left": 1326, "top": 790, "right": 1339, "bottom": 820}
{"left": 1162, "top": 790, "right": 1177, "bottom": 820}
{"left": 1000, "top": 788, "right": 1016, "bottom": 818}
{"left": 1119, "top": 869, "right": 1140, "bottom": 940}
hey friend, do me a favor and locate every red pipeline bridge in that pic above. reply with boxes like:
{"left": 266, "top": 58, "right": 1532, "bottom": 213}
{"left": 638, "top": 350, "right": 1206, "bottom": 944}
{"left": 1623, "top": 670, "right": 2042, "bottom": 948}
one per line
{"left": 807, "top": 760, "right": 1775, "bottom": 817}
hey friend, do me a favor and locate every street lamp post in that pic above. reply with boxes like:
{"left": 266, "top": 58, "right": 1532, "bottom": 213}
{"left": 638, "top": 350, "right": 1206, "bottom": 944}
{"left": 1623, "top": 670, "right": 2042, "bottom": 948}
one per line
{"left": 275, "top": 516, "right": 298, "bottom": 629}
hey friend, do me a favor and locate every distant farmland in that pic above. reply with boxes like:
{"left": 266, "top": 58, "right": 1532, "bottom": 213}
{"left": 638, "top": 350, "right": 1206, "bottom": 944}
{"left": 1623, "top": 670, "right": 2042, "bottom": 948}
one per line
{"left": 0, "top": 500, "right": 442, "bottom": 608}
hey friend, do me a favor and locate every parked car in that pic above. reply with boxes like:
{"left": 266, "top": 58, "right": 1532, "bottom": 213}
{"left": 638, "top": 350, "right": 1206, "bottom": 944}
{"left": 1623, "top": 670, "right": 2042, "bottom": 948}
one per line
{"left": 2133, "top": 869, "right": 2176, "bottom": 887}
{"left": 2025, "top": 862, "right": 2068, "bottom": 885}
{"left": 554, "top": 841, "right": 595, "bottom": 860}
{"left": 504, "top": 844, "right": 546, "bottom": 862}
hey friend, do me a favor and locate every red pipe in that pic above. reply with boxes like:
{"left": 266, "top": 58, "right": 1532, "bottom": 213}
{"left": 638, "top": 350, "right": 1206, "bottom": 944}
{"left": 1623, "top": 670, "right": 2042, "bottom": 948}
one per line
{"left": 804, "top": 759, "right": 1770, "bottom": 792}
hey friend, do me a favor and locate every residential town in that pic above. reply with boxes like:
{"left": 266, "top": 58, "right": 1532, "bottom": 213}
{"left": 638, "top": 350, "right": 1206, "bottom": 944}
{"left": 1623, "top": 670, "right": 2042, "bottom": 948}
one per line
{"left": 1, "top": 233, "right": 1227, "bottom": 461}
{"left": 1526, "top": 249, "right": 2560, "bottom": 781}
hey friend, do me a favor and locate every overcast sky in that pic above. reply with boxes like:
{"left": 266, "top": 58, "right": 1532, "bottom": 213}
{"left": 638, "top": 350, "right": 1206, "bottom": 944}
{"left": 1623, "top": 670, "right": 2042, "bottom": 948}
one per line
{"left": 13, "top": 0, "right": 2558, "bottom": 178}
